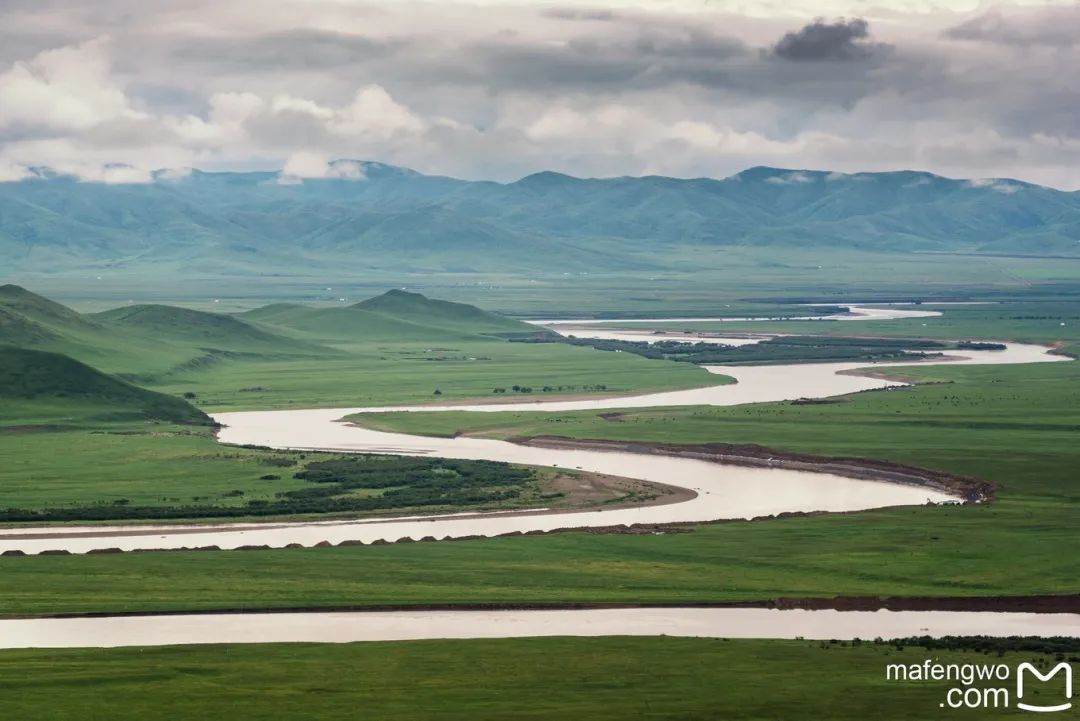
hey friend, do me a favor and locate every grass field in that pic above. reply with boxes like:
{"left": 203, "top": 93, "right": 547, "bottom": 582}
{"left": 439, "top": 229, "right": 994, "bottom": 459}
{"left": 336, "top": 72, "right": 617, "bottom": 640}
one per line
{"left": 644, "top": 300, "right": 1080, "bottom": 346}
{"left": 1, "top": 292, "right": 1076, "bottom": 602}
{"left": 4, "top": 341, "right": 1077, "bottom": 614}
{"left": 349, "top": 352, "right": 1080, "bottom": 503}
{"left": 1, "top": 497, "right": 1076, "bottom": 615}
{"left": 0, "top": 421, "right": 308, "bottom": 510}
{"left": 0, "top": 285, "right": 716, "bottom": 410}
{"left": 151, "top": 338, "right": 715, "bottom": 410}
{"left": 1, "top": 307, "right": 1077, "bottom": 612}
{"left": 2, "top": 280, "right": 1079, "bottom": 719}
{"left": 14, "top": 249, "right": 1080, "bottom": 315}
{"left": 0, "top": 415, "right": 586, "bottom": 521}
{"left": 0, "top": 637, "right": 1071, "bottom": 720}
{"left": 0, "top": 286, "right": 717, "bottom": 516}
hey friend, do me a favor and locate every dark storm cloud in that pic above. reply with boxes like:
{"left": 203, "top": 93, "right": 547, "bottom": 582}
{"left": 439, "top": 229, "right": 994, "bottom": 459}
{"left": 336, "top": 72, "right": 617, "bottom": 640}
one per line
{"left": 410, "top": 26, "right": 751, "bottom": 93}
{"left": 771, "top": 18, "right": 889, "bottom": 61}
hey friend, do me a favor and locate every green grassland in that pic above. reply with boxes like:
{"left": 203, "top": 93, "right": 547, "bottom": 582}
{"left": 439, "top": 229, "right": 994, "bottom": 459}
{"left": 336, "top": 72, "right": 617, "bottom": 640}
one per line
{"left": 0, "top": 419, "right": 303, "bottom": 511}
{"left": 0, "top": 285, "right": 713, "bottom": 522}
{"left": 0, "top": 409, "right": 556, "bottom": 521}
{"left": 4, "top": 339, "right": 1074, "bottom": 613}
{"left": 0, "top": 638, "right": 1072, "bottom": 721}
{"left": 0, "top": 285, "right": 714, "bottom": 410}
{"left": 0, "top": 298, "right": 1077, "bottom": 612}
{"left": 147, "top": 338, "right": 714, "bottom": 411}
{"left": 0, "top": 496, "right": 1075, "bottom": 615}
{"left": 644, "top": 300, "right": 1080, "bottom": 347}
{"left": 348, "top": 351, "right": 1080, "bottom": 507}
{"left": 13, "top": 248, "right": 1080, "bottom": 316}
{"left": 0, "top": 340, "right": 561, "bottom": 520}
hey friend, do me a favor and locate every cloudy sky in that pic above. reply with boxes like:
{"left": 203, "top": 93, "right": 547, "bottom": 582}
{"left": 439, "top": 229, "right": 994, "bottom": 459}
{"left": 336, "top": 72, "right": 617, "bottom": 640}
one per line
{"left": 0, "top": 0, "right": 1078, "bottom": 187}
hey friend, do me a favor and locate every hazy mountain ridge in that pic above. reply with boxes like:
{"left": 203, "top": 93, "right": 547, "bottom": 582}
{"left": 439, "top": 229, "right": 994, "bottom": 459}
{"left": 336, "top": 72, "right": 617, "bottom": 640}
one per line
{"left": 2, "top": 163, "right": 1079, "bottom": 275}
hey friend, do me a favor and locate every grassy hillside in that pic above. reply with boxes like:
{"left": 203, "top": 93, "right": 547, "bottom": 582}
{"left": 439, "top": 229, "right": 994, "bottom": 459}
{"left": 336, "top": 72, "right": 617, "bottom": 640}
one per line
{"left": 91, "top": 304, "right": 313, "bottom": 351}
{"left": 240, "top": 302, "right": 481, "bottom": 344}
{"left": 0, "top": 285, "right": 324, "bottom": 377}
{"left": 0, "top": 284, "right": 102, "bottom": 344}
{"left": 0, "top": 286, "right": 710, "bottom": 517}
{"left": 0, "top": 347, "right": 209, "bottom": 425}
{"left": 244, "top": 290, "right": 542, "bottom": 342}
{"left": 0, "top": 286, "right": 711, "bottom": 409}
{"left": 353, "top": 289, "right": 541, "bottom": 336}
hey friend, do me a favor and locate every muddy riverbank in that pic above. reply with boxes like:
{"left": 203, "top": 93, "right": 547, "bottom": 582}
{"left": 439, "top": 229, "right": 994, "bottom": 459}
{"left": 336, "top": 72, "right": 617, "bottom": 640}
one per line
{"left": 512, "top": 436, "right": 994, "bottom": 503}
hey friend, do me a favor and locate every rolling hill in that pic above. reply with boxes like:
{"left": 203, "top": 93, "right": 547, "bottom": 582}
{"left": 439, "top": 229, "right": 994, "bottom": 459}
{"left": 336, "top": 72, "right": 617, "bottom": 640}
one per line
{"left": 0, "top": 285, "right": 326, "bottom": 377}
{"left": 2, "top": 163, "right": 1079, "bottom": 278}
{"left": 0, "top": 347, "right": 211, "bottom": 425}
{"left": 352, "top": 290, "right": 540, "bottom": 336}
{"left": 91, "top": 304, "right": 319, "bottom": 353}
{"left": 1, "top": 285, "right": 547, "bottom": 392}
{"left": 242, "top": 289, "right": 543, "bottom": 342}
{"left": 0, "top": 283, "right": 104, "bottom": 344}
{"left": 0, "top": 286, "right": 683, "bottom": 412}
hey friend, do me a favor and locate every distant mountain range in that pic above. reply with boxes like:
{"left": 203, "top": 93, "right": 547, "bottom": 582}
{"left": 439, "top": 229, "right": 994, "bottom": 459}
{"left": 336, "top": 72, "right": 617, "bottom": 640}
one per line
{"left": 2, "top": 161, "right": 1079, "bottom": 276}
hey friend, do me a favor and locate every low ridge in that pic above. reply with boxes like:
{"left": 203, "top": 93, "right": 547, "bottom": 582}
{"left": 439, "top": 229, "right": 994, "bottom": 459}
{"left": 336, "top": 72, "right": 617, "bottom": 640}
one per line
{"left": 93, "top": 304, "right": 301, "bottom": 347}
{"left": 0, "top": 347, "right": 211, "bottom": 425}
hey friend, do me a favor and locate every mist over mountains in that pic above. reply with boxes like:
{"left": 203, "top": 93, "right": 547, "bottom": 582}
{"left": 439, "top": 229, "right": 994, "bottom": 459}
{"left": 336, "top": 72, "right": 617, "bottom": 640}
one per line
{"left": 2, "top": 161, "right": 1079, "bottom": 276}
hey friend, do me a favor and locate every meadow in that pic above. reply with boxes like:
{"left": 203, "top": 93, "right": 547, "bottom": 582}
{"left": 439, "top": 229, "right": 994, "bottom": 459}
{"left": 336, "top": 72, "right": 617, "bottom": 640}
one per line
{"left": 16, "top": 248, "right": 1080, "bottom": 316}
{"left": 642, "top": 299, "right": 1080, "bottom": 345}
{"left": 0, "top": 637, "right": 1073, "bottom": 720}
{"left": 0, "top": 284, "right": 715, "bottom": 412}
{"left": 0, "top": 286, "right": 713, "bottom": 516}
{"left": 149, "top": 337, "right": 714, "bottom": 411}
{"left": 4, "top": 325, "right": 1077, "bottom": 613}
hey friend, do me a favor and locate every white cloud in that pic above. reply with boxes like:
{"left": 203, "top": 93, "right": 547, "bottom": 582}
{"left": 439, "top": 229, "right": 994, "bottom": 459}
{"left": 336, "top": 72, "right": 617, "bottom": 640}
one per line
{"left": 331, "top": 86, "right": 426, "bottom": 139}
{"left": 766, "top": 171, "right": 814, "bottom": 184}
{"left": 278, "top": 152, "right": 366, "bottom": 183}
{"left": 0, "top": 38, "right": 144, "bottom": 134}
{"left": 0, "top": 3, "right": 1078, "bottom": 187}
{"left": 66, "top": 164, "right": 154, "bottom": 184}
{"left": 271, "top": 95, "right": 335, "bottom": 120}
{"left": 966, "top": 177, "right": 1021, "bottom": 193}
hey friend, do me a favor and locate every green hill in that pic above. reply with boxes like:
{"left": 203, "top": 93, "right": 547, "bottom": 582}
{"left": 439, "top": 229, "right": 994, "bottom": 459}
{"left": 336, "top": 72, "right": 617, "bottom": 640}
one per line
{"left": 1, "top": 286, "right": 330, "bottom": 382}
{"left": 353, "top": 290, "right": 539, "bottom": 336}
{"left": 241, "top": 304, "right": 478, "bottom": 343}
{"left": 243, "top": 290, "right": 542, "bottom": 342}
{"left": 91, "top": 304, "right": 316, "bottom": 352}
{"left": 0, "top": 347, "right": 211, "bottom": 425}
{"left": 0, "top": 283, "right": 103, "bottom": 345}
{"left": 0, "top": 284, "right": 162, "bottom": 372}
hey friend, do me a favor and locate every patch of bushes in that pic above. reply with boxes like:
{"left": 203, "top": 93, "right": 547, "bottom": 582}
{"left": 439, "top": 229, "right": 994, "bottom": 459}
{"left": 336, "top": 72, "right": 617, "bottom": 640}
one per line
{"left": 0, "top": 456, "right": 536, "bottom": 522}
{"left": 258, "top": 456, "right": 297, "bottom": 467}
{"left": 517, "top": 335, "right": 951, "bottom": 365}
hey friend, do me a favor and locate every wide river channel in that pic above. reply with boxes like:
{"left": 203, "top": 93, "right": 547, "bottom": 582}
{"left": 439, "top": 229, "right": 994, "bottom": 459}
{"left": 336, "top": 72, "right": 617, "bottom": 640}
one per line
{"left": 2, "top": 305, "right": 1076, "bottom": 646}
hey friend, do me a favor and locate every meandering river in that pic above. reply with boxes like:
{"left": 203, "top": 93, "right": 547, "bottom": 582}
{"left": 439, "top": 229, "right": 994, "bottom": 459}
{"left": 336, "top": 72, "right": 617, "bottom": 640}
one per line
{"left": 1, "top": 305, "right": 1074, "bottom": 647}
{"left": 0, "top": 307, "right": 1067, "bottom": 556}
